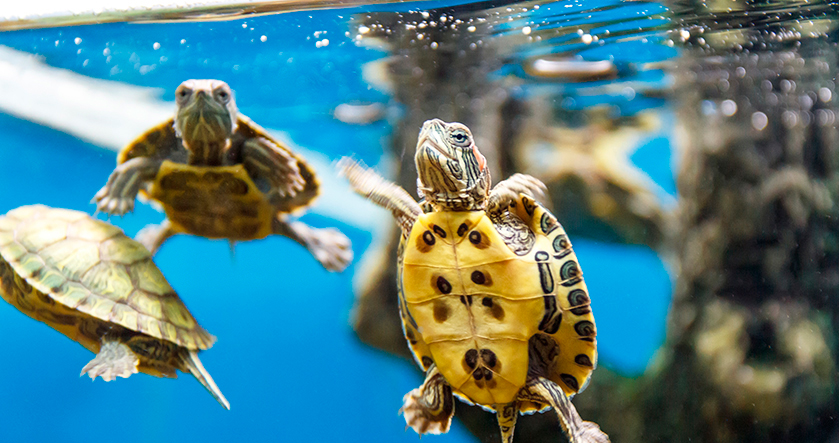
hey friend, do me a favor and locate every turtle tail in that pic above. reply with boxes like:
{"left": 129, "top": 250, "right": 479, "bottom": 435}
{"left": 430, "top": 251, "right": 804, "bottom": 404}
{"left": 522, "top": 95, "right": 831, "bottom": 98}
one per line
{"left": 178, "top": 350, "right": 230, "bottom": 410}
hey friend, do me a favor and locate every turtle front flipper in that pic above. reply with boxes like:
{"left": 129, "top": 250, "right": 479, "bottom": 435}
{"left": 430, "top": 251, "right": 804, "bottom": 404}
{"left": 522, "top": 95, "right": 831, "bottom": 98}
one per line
{"left": 487, "top": 173, "right": 548, "bottom": 217}
{"left": 241, "top": 136, "right": 306, "bottom": 198}
{"left": 400, "top": 364, "right": 455, "bottom": 435}
{"left": 337, "top": 157, "right": 422, "bottom": 236}
{"left": 519, "top": 376, "right": 609, "bottom": 443}
{"left": 93, "top": 157, "right": 163, "bottom": 215}
{"left": 272, "top": 217, "right": 353, "bottom": 272}
{"left": 80, "top": 339, "right": 140, "bottom": 382}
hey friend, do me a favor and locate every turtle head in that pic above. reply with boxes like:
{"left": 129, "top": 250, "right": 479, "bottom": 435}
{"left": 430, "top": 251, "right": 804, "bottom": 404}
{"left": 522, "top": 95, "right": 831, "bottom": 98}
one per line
{"left": 415, "top": 119, "right": 490, "bottom": 211}
{"left": 174, "top": 79, "right": 238, "bottom": 146}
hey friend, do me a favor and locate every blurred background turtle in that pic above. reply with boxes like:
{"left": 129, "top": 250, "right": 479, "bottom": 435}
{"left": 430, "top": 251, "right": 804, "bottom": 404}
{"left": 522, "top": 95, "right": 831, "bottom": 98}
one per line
{"left": 93, "top": 79, "right": 352, "bottom": 272}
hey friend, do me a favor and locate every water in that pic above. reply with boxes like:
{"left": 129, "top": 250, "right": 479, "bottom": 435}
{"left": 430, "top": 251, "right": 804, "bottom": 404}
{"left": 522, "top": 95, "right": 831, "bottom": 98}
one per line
{"left": 0, "top": 0, "right": 835, "bottom": 442}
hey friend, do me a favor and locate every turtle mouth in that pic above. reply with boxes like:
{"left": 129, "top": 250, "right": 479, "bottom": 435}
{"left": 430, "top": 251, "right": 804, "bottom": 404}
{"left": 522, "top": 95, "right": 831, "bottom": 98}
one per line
{"left": 176, "top": 94, "right": 233, "bottom": 142}
{"left": 416, "top": 119, "right": 455, "bottom": 161}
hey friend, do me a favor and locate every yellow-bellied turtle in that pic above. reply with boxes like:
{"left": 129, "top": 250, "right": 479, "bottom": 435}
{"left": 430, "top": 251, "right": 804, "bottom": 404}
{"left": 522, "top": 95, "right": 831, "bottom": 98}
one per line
{"left": 339, "top": 119, "right": 608, "bottom": 443}
{"left": 93, "top": 79, "right": 352, "bottom": 272}
{"left": 0, "top": 205, "right": 229, "bottom": 409}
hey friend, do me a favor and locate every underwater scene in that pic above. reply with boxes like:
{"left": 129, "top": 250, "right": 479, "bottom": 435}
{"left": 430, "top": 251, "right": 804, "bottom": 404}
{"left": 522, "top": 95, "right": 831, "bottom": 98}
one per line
{"left": 0, "top": 0, "right": 836, "bottom": 442}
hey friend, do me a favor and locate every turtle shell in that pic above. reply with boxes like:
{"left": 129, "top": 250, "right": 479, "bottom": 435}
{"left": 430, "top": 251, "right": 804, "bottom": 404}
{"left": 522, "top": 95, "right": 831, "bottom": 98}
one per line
{"left": 398, "top": 196, "right": 597, "bottom": 408}
{"left": 0, "top": 205, "right": 214, "bottom": 364}
{"left": 118, "top": 115, "right": 319, "bottom": 240}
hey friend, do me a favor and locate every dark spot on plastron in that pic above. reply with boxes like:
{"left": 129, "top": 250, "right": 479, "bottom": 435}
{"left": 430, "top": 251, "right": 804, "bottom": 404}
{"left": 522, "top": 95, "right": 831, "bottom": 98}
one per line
{"left": 560, "top": 373, "right": 580, "bottom": 392}
{"left": 436, "top": 276, "right": 452, "bottom": 294}
{"left": 218, "top": 176, "right": 249, "bottom": 195}
{"left": 473, "top": 368, "right": 484, "bottom": 380}
{"left": 406, "top": 329, "right": 416, "bottom": 341}
{"left": 575, "top": 321, "right": 595, "bottom": 337}
{"left": 171, "top": 196, "right": 199, "bottom": 212}
{"left": 433, "top": 300, "right": 450, "bottom": 323}
{"left": 471, "top": 271, "right": 486, "bottom": 285}
{"left": 460, "top": 295, "right": 467, "bottom": 305}
{"left": 575, "top": 354, "right": 593, "bottom": 368}
{"left": 203, "top": 171, "right": 224, "bottom": 184}
{"left": 239, "top": 223, "right": 260, "bottom": 238}
{"left": 491, "top": 303, "right": 504, "bottom": 320}
{"left": 580, "top": 337, "right": 595, "bottom": 342}
{"left": 432, "top": 224, "right": 447, "bottom": 238}
{"left": 484, "top": 369, "right": 494, "bottom": 381}
{"left": 457, "top": 223, "right": 468, "bottom": 236}
{"left": 464, "top": 349, "right": 478, "bottom": 369}
{"left": 480, "top": 349, "right": 497, "bottom": 368}
{"left": 465, "top": 295, "right": 472, "bottom": 305}
{"left": 482, "top": 297, "right": 493, "bottom": 307}
{"left": 469, "top": 231, "right": 481, "bottom": 245}
{"left": 421, "top": 356, "right": 434, "bottom": 368}
{"left": 417, "top": 231, "right": 434, "bottom": 253}
{"left": 535, "top": 251, "right": 549, "bottom": 262}
{"left": 239, "top": 205, "right": 259, "bottom": 218}
{"left": 159, "top": 171, "right": 191, "bottom": 191}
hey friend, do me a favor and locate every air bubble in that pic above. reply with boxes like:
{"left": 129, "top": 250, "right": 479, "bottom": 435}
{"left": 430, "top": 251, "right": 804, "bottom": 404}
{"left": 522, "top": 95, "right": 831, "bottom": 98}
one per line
{"left": 751, "top": 112, "right": 768, "bottom": 130}
{"left": 721, "top": 100, "right": 737, "bottom": 116}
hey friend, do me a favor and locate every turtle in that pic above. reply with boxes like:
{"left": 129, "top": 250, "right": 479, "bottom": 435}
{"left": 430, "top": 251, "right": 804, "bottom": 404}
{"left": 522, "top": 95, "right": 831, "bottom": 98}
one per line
{"left": 92, "top": 79, "right": 352, "bottom": 272}
{"left": 339, "top": 119, "right": 609, "bottom": 443}
{"left": 0, "top": 205, "right": 229, "bottom": 409}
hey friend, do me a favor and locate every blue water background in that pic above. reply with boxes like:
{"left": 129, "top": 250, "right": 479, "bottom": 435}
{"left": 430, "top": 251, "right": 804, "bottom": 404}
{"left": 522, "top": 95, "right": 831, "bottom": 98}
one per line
{"left": 0, "top": 1, "right": 674, "bottom": 442}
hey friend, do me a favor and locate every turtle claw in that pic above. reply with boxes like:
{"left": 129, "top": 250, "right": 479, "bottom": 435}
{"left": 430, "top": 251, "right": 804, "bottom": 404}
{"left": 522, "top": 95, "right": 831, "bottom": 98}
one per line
{"left": 277, "top": 221, "right": 353, "bottom": 272}
{"left": 488, "top": 173, "right": 549, "bottom": 215}
{"left": 307, "top": 227, "right": 353, "bottom": 272}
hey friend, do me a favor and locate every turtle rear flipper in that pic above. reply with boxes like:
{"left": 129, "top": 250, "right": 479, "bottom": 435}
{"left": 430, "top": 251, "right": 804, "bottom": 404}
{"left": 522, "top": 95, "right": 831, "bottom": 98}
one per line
{"left": 80, "top": 340, "right": 139, "bottom": 382}
{"left": 520, "top": 376, "right": 610, "bottom": 443}
{"left": 177, "top": 350, "right": 230, "bottom": 410}
{"left": 400, "top": 365, "right": 454, "bottom": 435}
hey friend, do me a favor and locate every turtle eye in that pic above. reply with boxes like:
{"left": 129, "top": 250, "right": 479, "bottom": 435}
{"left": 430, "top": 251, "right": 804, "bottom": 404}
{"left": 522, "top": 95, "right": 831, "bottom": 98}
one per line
{"left": 216, "top": 89, "right": 230, "bottom": 103}
{"left": 176, "top": 88, "right": 191, "bottom": 100}
{"left": 450, "top": 129, "right": 470, "bottom": 147}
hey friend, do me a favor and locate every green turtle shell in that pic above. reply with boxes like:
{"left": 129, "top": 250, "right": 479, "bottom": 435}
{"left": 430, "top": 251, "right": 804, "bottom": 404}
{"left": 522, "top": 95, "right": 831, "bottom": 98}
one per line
{"left": 0, "top": 205, "right": 214, "bottom": 376}
{"left": 398, "top": 195, "right": 597, "bottom": 409}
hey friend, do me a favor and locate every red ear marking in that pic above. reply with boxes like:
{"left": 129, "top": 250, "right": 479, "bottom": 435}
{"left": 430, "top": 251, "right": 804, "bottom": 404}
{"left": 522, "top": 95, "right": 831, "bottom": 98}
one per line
{"left": 473, "top": 145, "right": 487, "bottom": 172}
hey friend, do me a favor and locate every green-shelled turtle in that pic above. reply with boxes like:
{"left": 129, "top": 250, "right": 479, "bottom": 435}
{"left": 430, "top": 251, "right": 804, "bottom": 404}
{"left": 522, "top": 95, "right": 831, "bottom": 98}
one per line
{"left": 0, "top": 205, "right": 229, "bottom": 409}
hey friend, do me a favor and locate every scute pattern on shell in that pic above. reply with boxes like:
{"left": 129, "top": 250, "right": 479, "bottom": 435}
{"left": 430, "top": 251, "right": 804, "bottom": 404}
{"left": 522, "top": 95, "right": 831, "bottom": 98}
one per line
{"left": 0, "top": 205, "right": 214, "bottom": 351}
